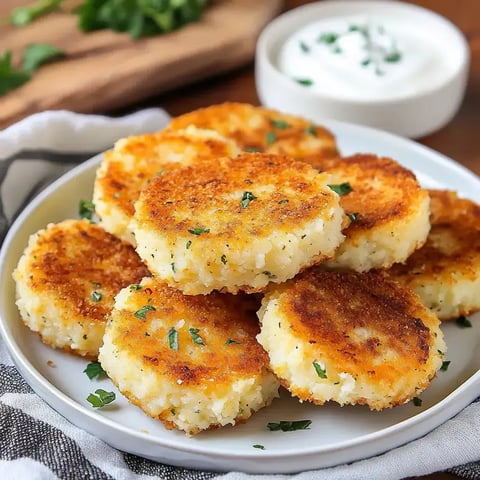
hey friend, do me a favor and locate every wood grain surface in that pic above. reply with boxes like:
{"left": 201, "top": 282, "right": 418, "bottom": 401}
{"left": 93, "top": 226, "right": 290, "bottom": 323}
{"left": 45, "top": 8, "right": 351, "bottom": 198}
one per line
{"left": 0, "top": 0, "right": 283, "bottom": 128}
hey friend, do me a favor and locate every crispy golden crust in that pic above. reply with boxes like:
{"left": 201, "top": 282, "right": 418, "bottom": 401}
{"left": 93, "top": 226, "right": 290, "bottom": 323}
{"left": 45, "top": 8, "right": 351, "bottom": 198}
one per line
{"left": 388, "top": 190, "right": 480, "bottom": 319}
{"left": 167, "top": 102, "right": 338, "bottom": 166}
{"left": 21, "top": 220, "right": 149, "bottom": 324}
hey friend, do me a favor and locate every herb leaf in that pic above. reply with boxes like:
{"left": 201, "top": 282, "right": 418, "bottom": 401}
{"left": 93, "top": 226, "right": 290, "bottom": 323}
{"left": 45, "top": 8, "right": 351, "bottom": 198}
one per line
{"left": 168, "top": 327, "right": 179, "bottom": 351}
{"left": 440, "top": 360, "right": 451, "bottom": 371}
{"left": 10, "top": 0, "right": 64, "bottom": 26}
{"left": 188, "top": 227, "right": 210, "bottom": 236}
{"left": 0, "top": 52, "right": 31, "bottom": 96}
{"left": 241, "top": 191, "right": 257, "bottom": 209}
{"left": 129, "top": 284, "right": 142, "bottom": 291}
{"left": 253, "top": 444, "right": 265, "bottom": 450}
{"left": 270, "top": 119, "right": 290, "bottom": 129}
{"left": 267, "top": 420, "right": 312, "bottom": 431}
{"left": 265, "top": 131, "right": 277, "bottom": 145}
{"left": 134, "top": 305, "right": 156, "bottom": 320}
{"left": 384, "top": 52, "right": 402, "bottom": 63}
{"left": 413, "top": 397, "right": 422, "bottom": 407}
{"left": 456, "top": 316, "right": 472, "bottom": 328}
{"left": 22, "top": 43, "right": 65, "bottom": 74}
{"left": 347, "top": 212, "right": 359, "bottom": 222}
{"left": 189, "top": 327, "right": 205, "bottom": 345}
{"left": 312, "top": 361, "right": 327, "bottom": 378}
{"left": 305, "top": 124, "right": 317, "bottom": 137}
{"left": 225, "top": 338, "right": 242, "bottom": 345}
{"left": 328, "top": 182, "right": 353, "bottom": 196}
{"left": 296, "top": 78, "right": 313, "bottom": 86}
{"left": 299, "top": 41, "right": 310, "bottom": 53}
{"left": 79, "top": 200, "right": 95, "bottom": 220}
{"left": 318, "top": 32, "right": 338, "bottom": 44}
{"left": 87, "top": 389, "right": 116, "bottom": 408}
{"left": 91, "top": 291, "right": 102, "bottom": 302}
{"left": 83, "top": 361, "right": 106, "bottom": 380}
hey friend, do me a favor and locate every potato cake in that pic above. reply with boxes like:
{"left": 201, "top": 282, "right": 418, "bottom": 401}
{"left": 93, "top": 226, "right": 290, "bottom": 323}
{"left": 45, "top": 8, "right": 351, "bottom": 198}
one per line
{"left": 13, "top": 219, "right": 150, "bottom": 358}
{"left": 133, "top": 153, "right": 346, "bottom": 294}
{"left": 93, "top": 126, "right": 240, "bottom": 244}
{"left": 98, "top": 276, "right": 280, "bottom": 435}
{"left": 323, "top": 154, "right": 431, "bottom": 271}
{"left": 167, "top": 102, "right": 339, "bottom": 166}
{"left": 257, "top": 268, "right": 445, "bottom": 410}
{"left": 389, "top": 189, "right": 480, "bottom": 320}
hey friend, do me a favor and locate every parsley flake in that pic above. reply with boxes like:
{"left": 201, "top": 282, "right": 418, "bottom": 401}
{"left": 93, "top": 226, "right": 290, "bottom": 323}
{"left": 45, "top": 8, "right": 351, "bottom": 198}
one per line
{"left": 278, "top": 199, "right": 289, "bottom": 204}
{"left": 265, "top": 131, "right": 277, "bottom": 145}
{"left": 134, "top": 305, "right": 156, "bottom": 320}
{"left": 456, "top": 316, "right": 472, "bottom": 328}
{"left": 270, "top": 118, "right": 290, "bottom": 129}
{"left": 384, "top": 52, "right": 402, "bottom": 63}
{"left": 267, "top": 420, "right": 312, "bottom": 431}
{"left": 168, "top": 327, "right": 179, "bottom": 351}
{"left": 296, "top": 78, "right": 314, "bottom": 86}
{"left": 318, "top": 32, "right": 338, "bottom": 44}
{"left": 263, "top": 271, "right": 277, "bottom": 279}
{"left": 188, "top": 227, "right": 210, "bottom": 236}
{"left": 241, "top": 191, "right": 257, "bottom": 209}
{"left": 440, "top": 361, "right": 451, "bottom": 371}
{"left": 79, "top": 200, "right": 95, "bottom": 220}
{"left": 253, "top": 444, "right": 265, "bottom": 450}
{"left": 225, "top": 338, "right": 242, "bottom": 345}
{"left": 299, "top": 41, "right": 310, "bottom": 53}
{"left": 186, "top": 240, "right": 192, "bottom": 249}
{"left": 312, "top": 361, "right": 327, "bottom": 378}
{"left": 87, "top": 389, "right": 116, "bottom": 408}
{"left": 347, "top": 212, "right": 359, "bottom": 222}
{"left": 189, "top": 327, "right": 205, "bottom": 345}
{"left": 328, "top": 182, "right": 353, "bottom": 196}
{"left": 91, "top": 291, "right": 102, "bottom": 302}
{"left": 129, "top": 284, "right": 142, "bottom": 291}
{"left": 83, "top": 361, "right": 106, "bottom": 380}
{"left": 305, "top": 124, "right": 317, "bottom": 136}
{"left": 221, "top": 254, "right": 227, "bottom": 265}
{"left": 413, "top": 397, "right": 422, "bottom": 407}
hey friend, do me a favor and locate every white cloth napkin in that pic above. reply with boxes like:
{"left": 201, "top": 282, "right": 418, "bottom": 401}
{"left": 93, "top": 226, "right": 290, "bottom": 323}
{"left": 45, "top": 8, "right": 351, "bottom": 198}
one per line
{"left": 0, "top": 110, "right": 479, "bottom": 480}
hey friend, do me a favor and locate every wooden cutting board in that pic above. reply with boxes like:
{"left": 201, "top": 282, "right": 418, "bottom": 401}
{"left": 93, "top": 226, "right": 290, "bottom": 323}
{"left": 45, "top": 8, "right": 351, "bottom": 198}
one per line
{"left": 0, "top": 0, "right": 283, "bottom": 129}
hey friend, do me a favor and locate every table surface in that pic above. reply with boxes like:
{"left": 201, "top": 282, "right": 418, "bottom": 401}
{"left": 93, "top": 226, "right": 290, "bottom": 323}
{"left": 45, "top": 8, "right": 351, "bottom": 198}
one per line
{"left": 131, "top": 2, "right": 479, "bottom": 479}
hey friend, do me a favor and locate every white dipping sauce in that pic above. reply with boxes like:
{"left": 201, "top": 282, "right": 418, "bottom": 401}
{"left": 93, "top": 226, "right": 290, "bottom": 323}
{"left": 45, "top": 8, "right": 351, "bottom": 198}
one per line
{"left": 277, "top": 15, "right": 455, "bottom": 100}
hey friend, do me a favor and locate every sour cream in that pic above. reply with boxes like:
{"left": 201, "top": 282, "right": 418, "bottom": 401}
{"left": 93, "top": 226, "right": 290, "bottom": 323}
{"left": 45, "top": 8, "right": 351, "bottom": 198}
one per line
{"left": 277, "top": 15, "right": 457, "bottom": 101}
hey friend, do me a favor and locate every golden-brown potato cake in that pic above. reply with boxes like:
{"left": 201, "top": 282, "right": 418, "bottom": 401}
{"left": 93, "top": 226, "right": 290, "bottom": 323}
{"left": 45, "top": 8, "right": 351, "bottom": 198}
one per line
{"left": 13, "top": 219, "right": 150, "bottom": 358}
{"left": 98, "top": 276, "right": 280, "bottom": 436}
{"left": 93, "top": 126, "right": 240, "bottom": 244}
{"left": 322, "top": 154, "right": 431, "bottom": 271}
{"left": 133, "top": 153, "right": 346, "bottom": 294}
{"left": 388, "top": 190, "right": 480, "bottom": 320}
{"left": 167, "top": 102, "right": 339, "bottom": 167}
{"left": 257, "top": 268, "right": 445, "bottom": 410}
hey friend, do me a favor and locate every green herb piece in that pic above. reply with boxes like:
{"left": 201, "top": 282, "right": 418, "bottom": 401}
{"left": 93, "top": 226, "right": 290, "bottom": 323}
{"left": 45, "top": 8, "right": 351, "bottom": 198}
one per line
{"left": 305, "top": 124, "right": 317, "bottom": 136}
{"left": 456, "top": 316, "right": 472, "bottom": 328}
{"left": 87, "top": 389, "right": 116, "bottom": 408}
{"left": 188, "top": 227, "right": 210, "bottom": 235}
{"left": 437, "top": 349, "right": 445, "bottom": 356}
{"left": 347, "top": 212, "right": 359, "bottom": 222}
{"left": 189, "top": 327, "right": 205, "bottom": 345}
{"left": 0, "top": 51, "right": 31, "bottom": 96}
{"left": 270, "top": 119, "right": 290, "bottom": 129}
{"left": 129, "top": 284, "right": 142, "bottom": 291}
{"left": 9, "top": 0, "right": 64, "bottom": 26}
{"left": 296, "top": 78, "right": 313, "bottom": 86}
{"left": 263, "top": 271, "right": 277, "bottom": 279}
{"left": 440, "top": 361, "right": 451, "bottom": 371}
{"left": 91, "top": 291, "right": 102, "bottom": 302}
{"left": 134, "top": 305, "right": 156, "bottom": 320}
{"left": 221, "top": 254, "right": 227, "bottom": 265}
{"left": 413, "top": 397, "right": 422, "bottom": 407}
{"left": 265, "top": 131, "right": 277, "bottom": 145}
{"left": 79, "top": 200, "right": 95, "bottom": 220}
{"left": 83, "top": 361, "right": 106, "bottom": 380}
{"left": 225, "top": 338, "right": 242, "bottom": 345}
{"left": 186, "top": 240, "right": 192, "bottom": 249}
{"left": 245, "top": 146, "right": 262, "bottom": 153}
{"left": 253, "top": 444, "right": 265, "bottom": 450}
{"left": 384, "top": 52, "right": 402, "bottom": 63}
{"left": 267, "top": 420, "right": 312, "bottom": 431}
{"left": 328, "top": 182, "right": 353, "bottom": 196}
{"left": 312, "top": 361, "right": 327, "bottom": 378}
{"left": 171, "top": 262, "right": 175, "bottom": 272}
{"left": 361, "top": 58, "right": 371, "bottom": 67}
{"left": 168, "top": 327, "right": 179, "bottom": 351}
{"left": 22, "top": 43, "right": 65, "bottom": 73}
{"left": 278, "top": 199, "right": 289, "bottom": 204}
{"left": 299, "top": 40, "right": 310, "bottom": 53}
{"left": 318, "top": 32, "right": 338, "bottom": 44}
{"left": 241, "top": 191, "right": 257, "bottom": 209}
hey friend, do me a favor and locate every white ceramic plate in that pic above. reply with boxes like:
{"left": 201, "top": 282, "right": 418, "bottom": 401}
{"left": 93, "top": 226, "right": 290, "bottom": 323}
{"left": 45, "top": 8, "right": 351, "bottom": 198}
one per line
{"left": 1, "top": 120, "right": 479, "bottom": 474}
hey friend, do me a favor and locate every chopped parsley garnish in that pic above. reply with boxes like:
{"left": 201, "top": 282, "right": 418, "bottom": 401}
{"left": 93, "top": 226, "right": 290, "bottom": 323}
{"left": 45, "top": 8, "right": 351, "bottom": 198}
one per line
{"left": 225, "top": 338, "right": 242, "bottom": 345}
{"left": 129, "top": 284, "right": 142, "bottom": 291}
{"left": 186, "top": 240, "right": 192, "bottom": 249}
{"left": 440, "top": 361, "right": 451, "bottom": 371}
{"left": 253, "top": 444, "right": 265, "bottom": 450}
{"left": 347, "top": 212, "right": 359, "bottom": 222}
{"left": 265, "top": 131, "right": 277, "bottom": 145}
{"left": 241, "top": 191, "right": 257, "bottom": 209}
{"left": 296, "top": 78, "right": 313, "bottom": 86}
{"left": 267, "top": 420, "right": 312, "bottom": 431}
{"left": 188, "top": 227, "right": 210, "bottom": 236}
{"left": 384, "top": 52, "right": 402, "bottom": 63}
{"left": 87, "top": 389, "right": 116, "bottom": 408}
{"left": 171, "top": 262, "right": 175, "bottom": 272}
{"left": 168, "top": 327, "right": 179, "bottom": 351}
{"left": 83, "top": 361, "right": 106, "bottom": 380}
{"left": 245, "top": 146, "right": 262, "bottom": 153}
{"left": 317, "top": 32, "right": 338, "bottom": 44}
{"left": 456, "top": 316, "right": 472, "bottom": 328}
{"left": 189, "top": 327, "right": 205, "bottom": 345}
{"left": 263, "top": 271, "right": 277, "bottom": 279}
{"left": 221, "top": 254, "right": 227, "bottom": 265}
{"left": 328, "top": 182, "right": 353, "bottom": 196}
{"left": 299, "top": 40, "right": 310, "bottom": 53}
{"left": 79, "top": 200, "right": 95, "bottom": 220}
{"left": 312, "top": 361, "right": 327, "bottom": 378}
{"left": 91, "top": 291, "right": 102, "bottom": 302}
{"left": 413, "top": 397, "right": 422, "bottom": 407}
{"left": 134, "top": 305, "right": 156, "bottom": 320}
{"left": 305, "top": 124, "right": 317, "bottom": 136}
{"left": 278, "top": 199, "right": 289, "bottom": 204}
{"left": 270, "top": 118, "right": 290, "bottom": 129}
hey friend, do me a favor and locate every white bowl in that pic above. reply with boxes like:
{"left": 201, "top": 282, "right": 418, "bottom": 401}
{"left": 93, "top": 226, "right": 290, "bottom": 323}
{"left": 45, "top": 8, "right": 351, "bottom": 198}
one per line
{"left": 255, "top": 0, "right": 470, "bottom": 138}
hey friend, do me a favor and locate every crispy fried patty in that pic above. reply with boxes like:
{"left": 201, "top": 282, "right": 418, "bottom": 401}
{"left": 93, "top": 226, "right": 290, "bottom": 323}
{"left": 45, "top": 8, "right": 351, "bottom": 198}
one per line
{"left": 93, "top": 126, "right": 240, "bottom": 244}
{"left": 388, "top": 190, "right": 480, "bottom": 320}
{"left": 13, "top": 219, "right": 150, "bottom": 358}
{"left": 133, "top": 153, "right": 346, "bottom": 294}
{"left": 99, "top": 276, "right": 279, "bottom": 435}
{"left": 257, "top": 268, "right": 445, "bottom": 410}
{"left": 167, "top": 102, "right": 339, "bottom": 167}
{"left": 323, "top": 154, "right": 431, "bottom": 271}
